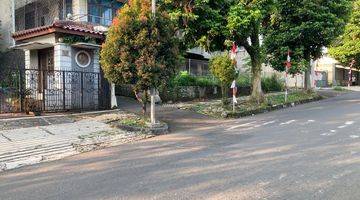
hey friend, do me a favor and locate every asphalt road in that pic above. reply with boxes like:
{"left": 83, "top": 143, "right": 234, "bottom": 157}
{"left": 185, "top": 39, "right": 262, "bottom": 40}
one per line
{"left": 1, "top": 92, "right": 360, "bottom": 200}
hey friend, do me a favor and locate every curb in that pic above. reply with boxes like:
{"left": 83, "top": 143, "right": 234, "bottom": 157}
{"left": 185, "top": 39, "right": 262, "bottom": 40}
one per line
{"left": 225, "top": 96, "right": 324, "bottom": 118}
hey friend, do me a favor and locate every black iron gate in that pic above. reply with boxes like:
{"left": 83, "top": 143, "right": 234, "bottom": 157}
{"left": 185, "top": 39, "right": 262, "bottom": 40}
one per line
{"left": 0, "top": 68, "right": 110, "bottom": 114}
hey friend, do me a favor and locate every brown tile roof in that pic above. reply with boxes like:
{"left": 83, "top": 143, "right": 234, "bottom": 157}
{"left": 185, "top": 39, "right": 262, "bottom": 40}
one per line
{"left": 12, "top": 20, "right": 105, "bottom": 41}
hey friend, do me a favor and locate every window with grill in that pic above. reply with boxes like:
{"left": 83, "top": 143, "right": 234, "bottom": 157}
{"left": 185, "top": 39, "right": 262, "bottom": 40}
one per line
{"left": 88, "top": 0, "right": 123, "bottom": 26}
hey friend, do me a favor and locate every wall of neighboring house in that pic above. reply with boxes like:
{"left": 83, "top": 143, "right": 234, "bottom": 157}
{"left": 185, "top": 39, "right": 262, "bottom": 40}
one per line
{"left": 0, "top": 0, "right": 14, "bottom": 50}
{"left": 0, "top": 0, "right": 25, "bottom": 69}
{"left": 73, "top": 0, "right": 88, "bottom": 22}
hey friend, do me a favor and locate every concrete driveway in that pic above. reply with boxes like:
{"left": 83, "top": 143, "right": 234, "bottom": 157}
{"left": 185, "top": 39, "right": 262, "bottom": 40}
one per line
{"left": 0, "top": 92, "right": 360, "bottom": 200}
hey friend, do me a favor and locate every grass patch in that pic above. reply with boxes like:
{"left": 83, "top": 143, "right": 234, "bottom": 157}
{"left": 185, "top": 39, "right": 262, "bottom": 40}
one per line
{"left": 119, "top": 117, "right": 149, "bottom": 128}
{"left": 180, "top": 91, "right": 323, "bottom": 118}
{"left": 78, "top": 130, "right": 119, "bottom": 140}
{"left": 333, "top": 86, "right": 347, "bottom": 91}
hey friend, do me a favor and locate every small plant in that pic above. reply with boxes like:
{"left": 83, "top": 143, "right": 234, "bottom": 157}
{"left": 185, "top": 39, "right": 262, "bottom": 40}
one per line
{"left": 237, "top": 74, "right": 251, "bottom": 87}
{"left": 261, "top": 74, "right": 285, "bottom": 93}
{"left": 27, "top": 98, "right": 42, "bottom": 116}
{"left": 333, "top": 86, "right": 346, "bottom": 91}
{"left": 209, "top": 54, "right": 237, "bottom": 106}
{"left": 173, "top": 71, "right": 197, "bottom": 86}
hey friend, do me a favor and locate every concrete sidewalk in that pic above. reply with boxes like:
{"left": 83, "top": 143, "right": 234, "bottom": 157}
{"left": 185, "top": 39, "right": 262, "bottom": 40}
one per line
{"left": 0, "top": 112, "right": 153, "bottom": 172}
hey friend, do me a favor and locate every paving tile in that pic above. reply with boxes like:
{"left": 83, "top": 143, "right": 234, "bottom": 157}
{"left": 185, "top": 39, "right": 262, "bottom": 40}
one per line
{"left": 1, "top": 127, "right": 51, "bottom": 142}
{"left": 44, "top": 120, "right": 114, "bottom": 137}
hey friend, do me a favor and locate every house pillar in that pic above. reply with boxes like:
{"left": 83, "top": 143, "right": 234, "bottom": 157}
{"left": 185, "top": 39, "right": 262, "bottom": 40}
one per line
{"left": 54, "top": 43, "right": 72, "bottom": 109}
{"left": 54, "top": 43, "right": 72, "bottom": 71}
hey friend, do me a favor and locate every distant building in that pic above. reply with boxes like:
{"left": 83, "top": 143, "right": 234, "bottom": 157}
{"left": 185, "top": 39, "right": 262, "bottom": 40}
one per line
{"left": 314, "top": 49, "right": 358, "bottom": 87}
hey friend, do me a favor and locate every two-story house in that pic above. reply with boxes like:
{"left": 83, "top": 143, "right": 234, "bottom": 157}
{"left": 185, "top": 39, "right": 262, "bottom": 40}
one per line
{"left": 0, "top": 0, "right": 125, "bottom": 113}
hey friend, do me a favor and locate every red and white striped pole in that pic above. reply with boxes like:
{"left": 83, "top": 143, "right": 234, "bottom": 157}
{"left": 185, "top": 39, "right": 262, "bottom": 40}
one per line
{"left": 349, "top": 59, "right": 356, "bottom": 88}
{"left": 230, "top": 43, "right": 238, "bottom": 112}
{"left": 285, "top": 50, "right": 291, "bottom": 102}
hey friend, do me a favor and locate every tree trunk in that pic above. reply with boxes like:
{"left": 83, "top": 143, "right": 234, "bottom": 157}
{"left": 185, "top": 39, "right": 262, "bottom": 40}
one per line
{"left": 250, "top": 55, "right": 264, "bottom": 103}
{"left": 247, "top": 24, "right": 264, "bottom": 103}
{"left": 304, "top": 65, "right": 312, "bottom": 90}
{"left": 221, "top": 83, "right": 229, "bottom": 106}
{"left": 141, "top": 90, "right": 148, "bottom": 115}
{"left": 304, "top": 51, "right": 312, "bottom": 91}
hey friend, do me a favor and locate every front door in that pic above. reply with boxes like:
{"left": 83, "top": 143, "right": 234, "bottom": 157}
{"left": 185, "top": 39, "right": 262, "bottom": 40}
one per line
{"left": 38, "top": 48, "right": 54, "bottom": 92}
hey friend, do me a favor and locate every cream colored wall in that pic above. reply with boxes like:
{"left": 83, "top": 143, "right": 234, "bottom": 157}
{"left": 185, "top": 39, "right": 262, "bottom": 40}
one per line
{"left": 314, "top": 55, "right": 339, "bottom": 85}
{"left": 54, "top": 43, "right": 72, "bottom": 71}
{"left": 25, "top": 50, "right": 39, "bottom": 69}
{"left": 23, "top": 34, "right": 57, "bottom": 44}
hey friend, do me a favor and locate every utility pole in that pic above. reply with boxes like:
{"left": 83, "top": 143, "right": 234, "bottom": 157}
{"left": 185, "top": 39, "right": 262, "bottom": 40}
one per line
{"left": 150, "top": 0, "right": 157, "bottom": 126}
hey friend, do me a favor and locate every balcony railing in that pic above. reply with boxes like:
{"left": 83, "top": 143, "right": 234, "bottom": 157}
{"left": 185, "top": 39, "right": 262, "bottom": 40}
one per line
{"left": 15, "top": 0, "right": 68, "bottom": 32}
{"left": 14, "top": 0, "right": 122, "bottom": 32}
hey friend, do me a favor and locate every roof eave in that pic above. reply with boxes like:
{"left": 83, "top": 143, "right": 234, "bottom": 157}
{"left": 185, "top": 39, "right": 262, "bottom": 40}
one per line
{"left": 12, "top": 27, "right": 105, "bottom": 42}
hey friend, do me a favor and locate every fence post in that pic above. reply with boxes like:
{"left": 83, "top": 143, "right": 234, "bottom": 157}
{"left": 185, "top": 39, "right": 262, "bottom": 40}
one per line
{"left": 19, "top": 69, "right": 24, "bottom": 112}
{"left": 81, "top": 72, "right": 84, "bottom": 110}
{"left": 97, "top": 73, "right": 100, "bottom": 109}
{"left": 62, "top": 71, "right": 66, "bottom": 110}
{"left": 42, "top": 70, "right": 46, "bottom": 111}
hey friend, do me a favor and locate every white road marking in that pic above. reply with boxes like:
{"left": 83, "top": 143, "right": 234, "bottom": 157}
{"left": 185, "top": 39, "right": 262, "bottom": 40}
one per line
{"left": 337, "top": 121, "right": 355, "bottom": 129}
{"left": 308, "top": 120, "right": 315, "bottom": 123}
{"left": 280, "top": 120, "right": 296, "bottom": 126}
{"left": 279, "top": 173, "right": 287, "bottom": 180}
{"left": 263, "top": 120, "right": 276, "bottom": 125}
{"left": 330, "top": 130, "right": 336, "bottom": 133}
{"left": 345, "top": 121, "right": 354, "bottom": 125}
{"left": 350, "top": 135, "right": 359, "bottom": 139}
{"left": 321, "top": 132, "right": 336, "bottom": 136}
{"left": 226, "top": 122, "right": 256, "bottom": 131}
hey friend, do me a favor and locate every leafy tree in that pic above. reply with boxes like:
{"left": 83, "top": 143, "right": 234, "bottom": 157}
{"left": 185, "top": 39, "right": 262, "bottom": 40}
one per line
{"left": 264, "top": 0, "right": 351, "bottom": 90}
{"left": 209, "top": 54, "right": 237, "bottom": 105}
{"left": 161, "top": 0, "right": 274, "bottom": 103}
{"left": 227, "top": 0, "right": 273, "bottom": 102}
{"left": 100, "top": 0, "right": 180, "bottom": 114}
{"left": 159, "top": 0, "right": 233, "bottom": 51}
{"left": 329, "top": 0, "right": 360, "bottom": 68}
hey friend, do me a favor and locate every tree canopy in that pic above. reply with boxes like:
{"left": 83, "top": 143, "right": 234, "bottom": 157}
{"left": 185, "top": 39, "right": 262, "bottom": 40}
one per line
{"left": 264, "top": 0, "right": 351, "bottom": 89}
{"left": 161, "top": 0, "right": 275, "bottom": 102}
{"left": 329, "top": 0, "right": 360, "bottom": 68}
{"left": 100, "top": 0, "right": 180, "bottom": 112}
{"left": 159, "top": 0, "right": 234, "bottom": 51}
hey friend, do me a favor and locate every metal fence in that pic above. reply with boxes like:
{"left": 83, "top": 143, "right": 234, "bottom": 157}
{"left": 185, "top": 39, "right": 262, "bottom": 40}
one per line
{"left": 182, "top": 59, "right": 210, "bottom": 76}
{"left": 0, "top": 68, "right": 110, "bottom": 114}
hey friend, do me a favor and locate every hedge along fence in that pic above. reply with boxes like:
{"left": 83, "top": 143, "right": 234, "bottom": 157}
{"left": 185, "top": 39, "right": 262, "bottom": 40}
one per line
{"left": 116, "top": 84, "right": 251, "bottom": 102}
{"left": 115, "top": 72, "right": 287, "bottom": 102}
{"left": 115, "top": 84, "right": 223, "bottom": 102}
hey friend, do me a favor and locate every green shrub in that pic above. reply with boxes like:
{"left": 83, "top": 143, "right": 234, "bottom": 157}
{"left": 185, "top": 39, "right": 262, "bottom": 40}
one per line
{"left": 172, "top": 71, "right": 220, "bottom": 87}
{"left": 196, "top": 76, "right": 219, "bottom": 87}
{"left": 333, "top": 86, "right": 346, "bottom": 91}
{"left": 261, "top": 74, "right": 285, "bottom": 93}
{"left": 237, "top": 74, "right": 251, "bottom": 87}
{"left": 173, "top": 71, "right": 197, "bottom": 86}
{"left": 209, "top": 54, "right": 237, "bottom": 106}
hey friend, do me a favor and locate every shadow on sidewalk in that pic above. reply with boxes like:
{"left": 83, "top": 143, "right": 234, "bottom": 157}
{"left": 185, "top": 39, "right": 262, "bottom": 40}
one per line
{"left": 116, "top": 96, "right": 227, "bottom": 134}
